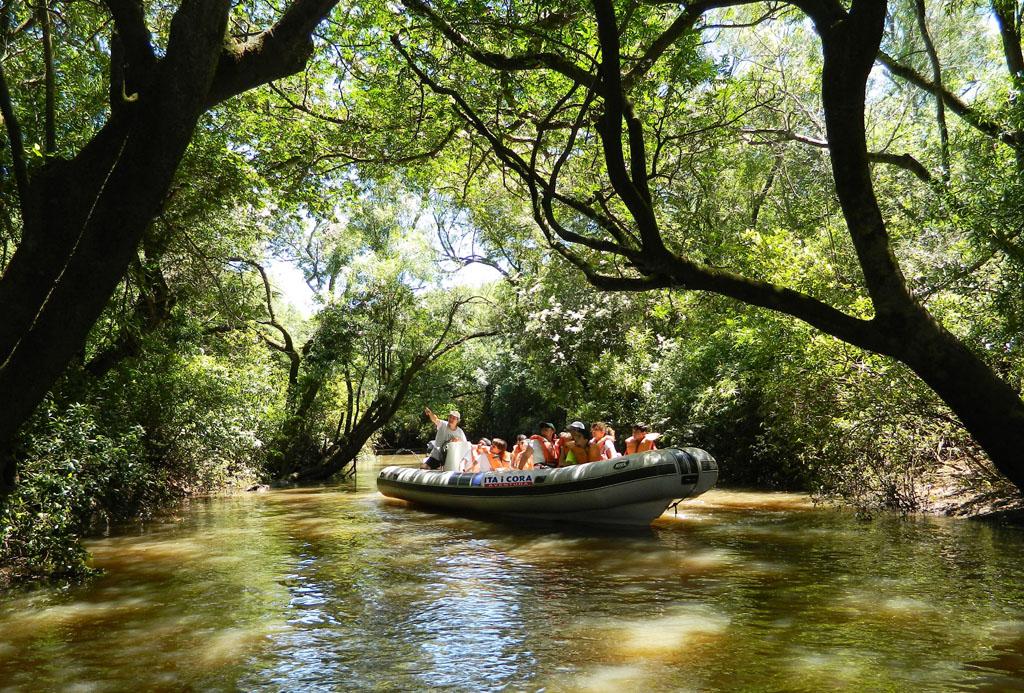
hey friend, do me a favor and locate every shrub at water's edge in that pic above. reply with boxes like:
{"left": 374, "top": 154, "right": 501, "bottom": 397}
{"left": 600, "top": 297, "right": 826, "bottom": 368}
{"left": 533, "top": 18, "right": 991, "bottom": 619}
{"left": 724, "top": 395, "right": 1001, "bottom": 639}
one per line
{"left": 0, "top": 346, "right": 279, "bottom": 589}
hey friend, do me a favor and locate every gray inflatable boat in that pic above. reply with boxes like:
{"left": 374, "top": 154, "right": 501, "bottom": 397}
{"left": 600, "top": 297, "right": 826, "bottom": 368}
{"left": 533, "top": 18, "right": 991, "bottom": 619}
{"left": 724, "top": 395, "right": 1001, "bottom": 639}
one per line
{"left": 376, "top": 448, "right": 718, "bottom": 526}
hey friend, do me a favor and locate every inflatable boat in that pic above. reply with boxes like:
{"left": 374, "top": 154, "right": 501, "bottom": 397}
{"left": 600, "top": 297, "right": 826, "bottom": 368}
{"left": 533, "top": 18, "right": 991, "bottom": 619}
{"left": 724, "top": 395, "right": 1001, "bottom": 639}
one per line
{"left": 376, "top": 447, "right": 718, "bottom": 526}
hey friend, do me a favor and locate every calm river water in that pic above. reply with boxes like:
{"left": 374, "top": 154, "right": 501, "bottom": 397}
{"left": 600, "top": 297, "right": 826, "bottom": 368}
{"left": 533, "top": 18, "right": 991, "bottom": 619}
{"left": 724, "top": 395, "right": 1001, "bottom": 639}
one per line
{"left": 1, "top": 454, "right": 1023, "bottom": 691}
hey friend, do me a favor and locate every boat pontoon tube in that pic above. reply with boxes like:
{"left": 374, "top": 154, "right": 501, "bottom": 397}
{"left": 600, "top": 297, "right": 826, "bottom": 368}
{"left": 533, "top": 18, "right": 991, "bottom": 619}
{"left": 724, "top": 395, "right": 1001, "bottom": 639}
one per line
{"left": 377, "top": 447, "right": 718, "bottom": 526}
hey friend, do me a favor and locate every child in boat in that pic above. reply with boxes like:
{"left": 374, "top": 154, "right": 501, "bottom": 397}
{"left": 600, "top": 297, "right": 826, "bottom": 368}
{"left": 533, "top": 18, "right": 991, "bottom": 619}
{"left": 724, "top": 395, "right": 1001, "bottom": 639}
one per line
{"left": 514, "top": 422, "right": 558, "bottom": 469}
{"left": 512, "top": 434, "right": 529, "bottom": 462}
{"left": 464, "top": 438, "right": 491, "bottom": 472}
{"left": 489, "top": 438, "right": 513, "bottom": 470}
{"left": 561, "top": 422, "right": 591, "bottom": 465}
{"left": 589, "top": 421, "right": 619, "bottom": 461}
{"left": 624, "top": 422, "right": 660, "bottom": 454}
{"left": 465, "top": 438, "right": 512, "bottom": 472}
{"left": 556, "top": 431, "right": 574, "bottom": 465}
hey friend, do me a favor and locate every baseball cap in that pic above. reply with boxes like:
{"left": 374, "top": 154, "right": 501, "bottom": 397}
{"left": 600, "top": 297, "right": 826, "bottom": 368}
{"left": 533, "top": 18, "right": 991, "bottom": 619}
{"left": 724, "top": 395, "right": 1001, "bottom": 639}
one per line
{"left": 539, "top": 421, "right": 555, "bottom": 430}
{"left": 568, "top": 421, "right": 586, "bottom": 432}
{"left": 448, "top": 410, "right": 461, "bottom": 420}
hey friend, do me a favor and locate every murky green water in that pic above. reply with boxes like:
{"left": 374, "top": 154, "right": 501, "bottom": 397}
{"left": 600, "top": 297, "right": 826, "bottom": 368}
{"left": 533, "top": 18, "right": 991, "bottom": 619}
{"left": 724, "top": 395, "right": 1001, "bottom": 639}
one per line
{"left": 1, "top": 455, "right": 1023, "bottom": 691}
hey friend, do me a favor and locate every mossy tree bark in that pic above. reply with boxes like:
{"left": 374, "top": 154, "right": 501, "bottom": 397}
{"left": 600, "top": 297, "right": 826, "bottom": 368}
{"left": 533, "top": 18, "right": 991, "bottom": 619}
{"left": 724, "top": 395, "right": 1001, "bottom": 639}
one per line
{"left": 0, "top": 0, "right": 340, "bottom": 496}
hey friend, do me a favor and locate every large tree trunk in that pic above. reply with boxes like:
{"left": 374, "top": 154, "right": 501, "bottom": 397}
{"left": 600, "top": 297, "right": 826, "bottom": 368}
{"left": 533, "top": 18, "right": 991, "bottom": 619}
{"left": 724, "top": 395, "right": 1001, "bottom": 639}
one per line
{"left": 817, "top": 0, "right": 1024, "bottom": 492}
{"left": 892, "top": 312, "right": 1024, "bottom": 491}
{"left": 301, "top": 437, "right": 367, "bottom": 483}
{"left": 297, "top": 407, "right": 389, "bottom": 483}
{"left": 0, "top": 0, "right": 339, "bottom": 496}
{"left": 0, "top": 0, "right": 230, "bottom": 494}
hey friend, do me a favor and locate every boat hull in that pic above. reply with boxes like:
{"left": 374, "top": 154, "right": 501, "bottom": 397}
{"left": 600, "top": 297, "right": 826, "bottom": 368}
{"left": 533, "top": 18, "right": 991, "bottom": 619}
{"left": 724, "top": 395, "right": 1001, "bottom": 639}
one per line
{"left": 376, "top": 447, "right": 718, "bottom": 526}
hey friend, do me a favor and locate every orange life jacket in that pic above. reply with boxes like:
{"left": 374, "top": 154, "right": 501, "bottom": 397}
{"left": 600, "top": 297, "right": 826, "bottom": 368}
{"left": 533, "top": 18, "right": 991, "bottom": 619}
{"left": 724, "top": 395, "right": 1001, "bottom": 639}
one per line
{"left": 528, "top": 435, "right": 557, "bottom": 463}
{"left": 563, "top": 438, "right": 590, "bottom": 465}
{"left": 625, "top": 435, "right": 657, "bottom": 455}
{"left": 489, "top": 450, "right": 512, "bottom": 470}
{"left": 554, "top": 437, "right": 567, "bottom": 463}
{"left": 465, "top": 447, "right": 510, "bottom": 472}
{"left": 588, "top": 435, "right": 616, "bottom": 461}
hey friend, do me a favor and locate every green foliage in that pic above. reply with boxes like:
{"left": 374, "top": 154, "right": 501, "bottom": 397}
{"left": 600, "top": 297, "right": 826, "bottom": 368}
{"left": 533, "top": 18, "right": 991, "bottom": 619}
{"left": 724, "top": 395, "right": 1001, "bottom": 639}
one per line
{"left": 101, "top": 341, "right": 282, "bottom": 491}
{"left": 0, "top": 403, "right": 145, "bottom": 586}
{"left": 7, "top": 0, "right": 1024, "bottom": 588}
{"left": 0, "top": 333, "right": 282, "bottom": 587}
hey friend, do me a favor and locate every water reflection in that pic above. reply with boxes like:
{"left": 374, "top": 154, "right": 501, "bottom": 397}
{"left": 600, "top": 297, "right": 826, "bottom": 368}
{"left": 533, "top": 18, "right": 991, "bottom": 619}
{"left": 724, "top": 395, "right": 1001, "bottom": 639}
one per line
{"left": 0, "top": 457, "right": 1022, "bottom": 691}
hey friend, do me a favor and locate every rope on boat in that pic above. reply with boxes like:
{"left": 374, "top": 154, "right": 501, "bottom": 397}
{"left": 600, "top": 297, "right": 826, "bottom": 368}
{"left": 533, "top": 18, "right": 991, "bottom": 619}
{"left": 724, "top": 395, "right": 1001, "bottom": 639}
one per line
{"left": 667, "top": 499, "right": 683, "bottom": 516}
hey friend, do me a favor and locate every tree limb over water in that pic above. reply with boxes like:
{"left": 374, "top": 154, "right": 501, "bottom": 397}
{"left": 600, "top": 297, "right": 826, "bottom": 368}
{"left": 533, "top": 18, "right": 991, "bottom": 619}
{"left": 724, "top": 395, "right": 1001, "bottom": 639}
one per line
{"left": 395, "top": 0, "right": 1024, "bottom": 492}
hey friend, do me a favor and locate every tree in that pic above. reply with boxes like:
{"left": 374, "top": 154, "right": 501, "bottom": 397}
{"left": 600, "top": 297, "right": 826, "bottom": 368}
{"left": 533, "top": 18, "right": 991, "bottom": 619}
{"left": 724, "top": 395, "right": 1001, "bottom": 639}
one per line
{"left": 0, "top": 0, "right": 341, "bottom": 495}
{"left": 292, "top": 290, "right": 494, "bottom": 481}
{"left": 237, "top": 194, "right": 496, "bottom": 481}
{"left": 390, "top": 0, "right": 1024, "bottom": 492}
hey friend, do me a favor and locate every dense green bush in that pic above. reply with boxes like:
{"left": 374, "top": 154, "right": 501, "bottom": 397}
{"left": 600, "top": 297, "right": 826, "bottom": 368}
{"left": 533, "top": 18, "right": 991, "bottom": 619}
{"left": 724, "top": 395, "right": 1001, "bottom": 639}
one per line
{"left": 98, "top": 342, "right": 281, "bottom": 494}
{"left": 0, "top": 337, "right": 283, "bottom": 588}
{"left": 0, "top": 403, "right": 146, "bottom": 586}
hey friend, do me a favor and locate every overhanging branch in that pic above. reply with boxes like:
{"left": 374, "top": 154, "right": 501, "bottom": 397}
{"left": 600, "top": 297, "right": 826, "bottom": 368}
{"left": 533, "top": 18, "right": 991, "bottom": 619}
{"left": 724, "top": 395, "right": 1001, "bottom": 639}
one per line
{"left": 593, "top": 0, "right": 663, "bottom": 253}
{"left": 740, "top": 127, "right": 934, "bottom": 182}
{"left": 206, "top": 0, "right": 341, "bottom": 108}
{"left": 624, "top": 0, "right": 765, "bottom": 88}
{"left": 656, "top": 251, "right": 892, "bottom": 354}
{"left": 227, "top": 257, "right": 299, "bottom": 366}
{"left": 401, "top": 0, "right": 593, "bottom": 85}
{"left": 878, "top": 50, "right": 1022, "bottom": 151}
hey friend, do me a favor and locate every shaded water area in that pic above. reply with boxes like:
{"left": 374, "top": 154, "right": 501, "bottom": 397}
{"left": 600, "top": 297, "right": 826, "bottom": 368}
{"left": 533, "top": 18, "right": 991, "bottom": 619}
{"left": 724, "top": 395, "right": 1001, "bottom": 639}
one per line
{"left": 2, "top": 455, "right": 1024, "bottom": 691}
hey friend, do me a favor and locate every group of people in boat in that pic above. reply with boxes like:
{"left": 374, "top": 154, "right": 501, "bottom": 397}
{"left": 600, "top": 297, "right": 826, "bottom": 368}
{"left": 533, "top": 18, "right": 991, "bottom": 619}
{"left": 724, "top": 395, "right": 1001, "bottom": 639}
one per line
{"left": 421, "top": 407, "right": 660, "bottom": 472}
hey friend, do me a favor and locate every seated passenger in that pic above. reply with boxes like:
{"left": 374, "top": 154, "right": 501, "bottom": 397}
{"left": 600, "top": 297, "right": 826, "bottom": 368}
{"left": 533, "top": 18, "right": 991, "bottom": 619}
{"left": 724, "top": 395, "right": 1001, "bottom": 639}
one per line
{"left": 464, "top": 438, "right": 492, "bottom": 472}
{"left": 562, "top": 421, "right": 592, "bottom": 465}
{"left": 515, "top": 422, "right": 558, "bottom": 469}
{"left": 556, "top": 430, "right": 575, "bottom": 465}
{"left": 624, "top": 422, "right": 660, "bottom": 455}
{"left": 465, "top": 438, "right": 513, "bottom": 472}
{"left": 588, "top": 421, "right": 619, "bottom": 461}
{"left": 512, "top": 434, "right": 529, "bottom": 462}
{"left": 489, "top": 438, "right": 513, "bottom": 470}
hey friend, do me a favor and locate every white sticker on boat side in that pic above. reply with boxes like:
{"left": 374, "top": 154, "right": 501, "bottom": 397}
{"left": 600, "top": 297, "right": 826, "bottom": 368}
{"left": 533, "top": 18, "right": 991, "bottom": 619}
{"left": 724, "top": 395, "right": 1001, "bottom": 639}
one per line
{"left": 482, "top": 474, "right": 534, "bottom": 488}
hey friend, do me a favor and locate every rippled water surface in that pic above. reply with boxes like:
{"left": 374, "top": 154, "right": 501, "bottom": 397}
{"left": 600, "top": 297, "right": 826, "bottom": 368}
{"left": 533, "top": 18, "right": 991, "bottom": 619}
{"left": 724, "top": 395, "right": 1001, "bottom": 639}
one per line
{"left": 2, "top": 454, "right": 1024, "bottom": 691}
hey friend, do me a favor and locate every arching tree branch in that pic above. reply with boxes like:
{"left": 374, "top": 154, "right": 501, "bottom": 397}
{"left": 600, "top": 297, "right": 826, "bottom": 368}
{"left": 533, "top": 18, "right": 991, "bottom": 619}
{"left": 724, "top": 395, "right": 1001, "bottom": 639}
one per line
{"left": 740, "top": 127, "right": 934, "bottom": 182}
{"left": 227, "top": 257, "right": 302, "bottom": 386}
{"left": 206, "top": 0, "right": 341, "bottom": 107}
{"left": 878, "top": 50, "right": 1022, "bottom": 151}
{"left": 401, "top": 0, "right": 594, "bottom": 85}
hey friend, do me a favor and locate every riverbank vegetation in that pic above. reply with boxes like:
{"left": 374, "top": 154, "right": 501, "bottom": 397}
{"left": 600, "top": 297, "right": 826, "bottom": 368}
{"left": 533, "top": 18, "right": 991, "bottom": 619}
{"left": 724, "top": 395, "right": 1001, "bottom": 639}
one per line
{"left": 2, "top": 0, "right": 1024, "bottom": 586}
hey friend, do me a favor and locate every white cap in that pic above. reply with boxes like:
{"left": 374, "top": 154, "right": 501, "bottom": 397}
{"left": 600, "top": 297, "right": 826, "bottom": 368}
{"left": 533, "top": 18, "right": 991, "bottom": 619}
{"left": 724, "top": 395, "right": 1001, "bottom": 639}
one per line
{"left": 448, "top": 410, "right": 461, "bottom": 420}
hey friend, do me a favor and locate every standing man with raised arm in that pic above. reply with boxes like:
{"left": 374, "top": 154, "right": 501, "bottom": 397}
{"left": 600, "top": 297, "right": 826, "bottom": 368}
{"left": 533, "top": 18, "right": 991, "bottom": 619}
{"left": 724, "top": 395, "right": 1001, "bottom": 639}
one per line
{"left": 422, "top": 407, "right": 466, "bottom": 470}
